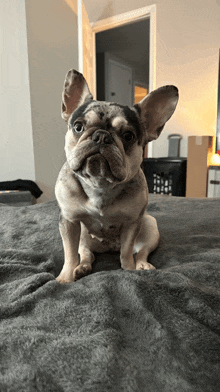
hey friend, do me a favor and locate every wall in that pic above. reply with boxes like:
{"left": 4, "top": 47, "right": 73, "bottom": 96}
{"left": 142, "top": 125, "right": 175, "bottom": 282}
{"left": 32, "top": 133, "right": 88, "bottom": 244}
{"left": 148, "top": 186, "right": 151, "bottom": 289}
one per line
{"left": 85, "top": 0, "right": 220, "bottom": 158}
{"left": 25, "top": 0, "right": 78, "bottom": 202}
{"left": 0, "top": 0, "right": 35, "bottom": 181}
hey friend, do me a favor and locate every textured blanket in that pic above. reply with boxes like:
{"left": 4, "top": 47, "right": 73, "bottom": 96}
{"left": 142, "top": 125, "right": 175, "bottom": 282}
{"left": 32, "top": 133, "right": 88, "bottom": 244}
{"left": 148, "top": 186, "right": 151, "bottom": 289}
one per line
{"left": 0, "top": 195, "right": 220, "bottom": 392}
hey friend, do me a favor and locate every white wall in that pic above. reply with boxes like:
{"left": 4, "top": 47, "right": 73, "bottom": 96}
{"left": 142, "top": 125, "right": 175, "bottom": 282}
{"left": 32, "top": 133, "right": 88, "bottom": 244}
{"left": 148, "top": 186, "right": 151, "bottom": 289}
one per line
{"left": 0, "top": 0, "right": 35, "bottom": 181}
{"left": 85, "top": 0, "right": 220, "bottom": 158}
{"left": 25, "top": 0, "right": 78, "bottom": 202}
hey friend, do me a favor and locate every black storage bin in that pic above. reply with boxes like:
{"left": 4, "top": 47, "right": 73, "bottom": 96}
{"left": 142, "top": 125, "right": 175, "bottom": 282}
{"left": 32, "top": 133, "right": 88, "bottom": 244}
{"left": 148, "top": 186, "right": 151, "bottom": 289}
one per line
{"left": 142, "top": 158, "right": 187, "bottom": 196}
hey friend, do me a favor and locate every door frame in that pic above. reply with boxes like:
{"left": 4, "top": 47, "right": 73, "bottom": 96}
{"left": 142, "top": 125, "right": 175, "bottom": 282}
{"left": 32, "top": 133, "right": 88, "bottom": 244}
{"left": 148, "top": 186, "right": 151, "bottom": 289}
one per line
{"left": 78, "top": 3, "right": 156, "bottom": 157}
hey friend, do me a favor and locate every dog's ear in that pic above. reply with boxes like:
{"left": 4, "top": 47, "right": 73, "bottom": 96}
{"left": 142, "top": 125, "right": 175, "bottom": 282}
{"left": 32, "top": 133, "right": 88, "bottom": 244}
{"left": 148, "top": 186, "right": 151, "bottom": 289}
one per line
{"left": 61, "top": 69, "right": 93, "bottom": 121}
{"left": 134, "top": 85, "right": 179, "bottom": 144}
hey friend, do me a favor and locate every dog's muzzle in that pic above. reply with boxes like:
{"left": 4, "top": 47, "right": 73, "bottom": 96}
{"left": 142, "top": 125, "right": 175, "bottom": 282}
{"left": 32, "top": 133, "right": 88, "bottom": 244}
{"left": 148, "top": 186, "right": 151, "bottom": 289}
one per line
{"left": 68, "top": 129, "right": 127, "bottom": 182}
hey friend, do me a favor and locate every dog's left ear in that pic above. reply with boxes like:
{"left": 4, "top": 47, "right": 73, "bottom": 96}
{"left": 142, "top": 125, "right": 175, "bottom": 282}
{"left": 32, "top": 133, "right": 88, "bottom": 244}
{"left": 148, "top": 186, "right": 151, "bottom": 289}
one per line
{"left": 62, "top": 69, "right": 93, "bottom": 122}
{"left": 134, "top": 85, "right": 179, "bottom": 144}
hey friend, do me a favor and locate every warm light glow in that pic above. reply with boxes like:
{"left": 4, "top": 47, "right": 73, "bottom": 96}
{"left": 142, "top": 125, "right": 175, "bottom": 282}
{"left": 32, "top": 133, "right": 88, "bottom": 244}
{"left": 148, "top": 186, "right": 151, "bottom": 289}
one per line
{"left": 134, "top": 86, "right": 148, "bottom": 104}
{"left": 212, "top": 153, "right": 220, "bottom": 165}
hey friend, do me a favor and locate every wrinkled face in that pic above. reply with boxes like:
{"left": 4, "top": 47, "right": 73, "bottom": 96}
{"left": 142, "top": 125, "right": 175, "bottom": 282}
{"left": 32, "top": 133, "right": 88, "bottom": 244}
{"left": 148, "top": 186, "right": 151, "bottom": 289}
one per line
{"left": 61, "top": 70, "right": 178, "bottom": 186}
{"left": 65, "top": 100, "right": 144, "bottom": 184}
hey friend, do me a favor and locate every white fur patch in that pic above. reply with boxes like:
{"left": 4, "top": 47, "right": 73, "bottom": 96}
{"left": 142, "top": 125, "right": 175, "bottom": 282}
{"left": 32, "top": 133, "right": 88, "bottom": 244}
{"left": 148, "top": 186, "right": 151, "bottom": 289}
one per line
{"left": 111, "top": 116, "right": 128, "bottom": 129}
{"left": 85, "top": 110, "right": 100, "bottom": 125}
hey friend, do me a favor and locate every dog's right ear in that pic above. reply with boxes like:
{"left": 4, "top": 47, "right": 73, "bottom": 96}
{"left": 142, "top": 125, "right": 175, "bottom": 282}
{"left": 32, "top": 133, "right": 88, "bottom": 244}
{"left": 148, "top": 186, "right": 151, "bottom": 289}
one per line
{"left": 61, "top": 69, "right": 93, "bottom": 122}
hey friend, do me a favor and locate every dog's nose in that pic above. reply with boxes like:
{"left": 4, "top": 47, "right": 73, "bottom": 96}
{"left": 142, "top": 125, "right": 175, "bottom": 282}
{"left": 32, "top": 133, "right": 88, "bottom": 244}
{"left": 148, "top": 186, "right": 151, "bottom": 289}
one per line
{"left": 92, "top": 130, "right": 113, "bottom": 145}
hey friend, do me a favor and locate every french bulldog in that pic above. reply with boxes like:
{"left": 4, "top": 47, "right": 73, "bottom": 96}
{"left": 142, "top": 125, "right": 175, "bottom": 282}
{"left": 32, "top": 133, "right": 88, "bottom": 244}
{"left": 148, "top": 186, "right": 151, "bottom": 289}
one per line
{"left": 55, "top": 69, "right": 178, "bottom": 283}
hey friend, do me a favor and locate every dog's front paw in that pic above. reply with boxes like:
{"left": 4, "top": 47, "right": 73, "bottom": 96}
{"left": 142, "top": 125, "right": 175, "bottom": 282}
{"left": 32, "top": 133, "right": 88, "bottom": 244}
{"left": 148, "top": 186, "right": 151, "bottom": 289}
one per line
{"left": 56, "top": 270, "right": 75, "bottom": 284}
{"left": 73, "top": 263, "right": 92, "bottom": 281}
{"left": 136, "top": 261, "right": 156, "bottom": 271}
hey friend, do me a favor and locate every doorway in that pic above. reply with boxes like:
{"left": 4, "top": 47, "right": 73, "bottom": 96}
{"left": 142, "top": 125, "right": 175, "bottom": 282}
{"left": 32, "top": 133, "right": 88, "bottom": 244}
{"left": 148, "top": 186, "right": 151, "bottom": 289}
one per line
{"left": 78, "top": 4, "right": 156, "bottom": 156}
{"left": 107, "top": 60, "right": 133, "bottom": 105}
{"left": 96, "top": 18, "right": 150, "bottom": 106}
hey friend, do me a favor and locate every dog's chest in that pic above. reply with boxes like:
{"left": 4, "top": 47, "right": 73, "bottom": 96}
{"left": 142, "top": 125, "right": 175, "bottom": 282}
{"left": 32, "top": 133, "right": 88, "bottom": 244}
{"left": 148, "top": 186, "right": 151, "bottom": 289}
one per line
{"left": 82, "top": 203, "right": 122, "bottom": 240}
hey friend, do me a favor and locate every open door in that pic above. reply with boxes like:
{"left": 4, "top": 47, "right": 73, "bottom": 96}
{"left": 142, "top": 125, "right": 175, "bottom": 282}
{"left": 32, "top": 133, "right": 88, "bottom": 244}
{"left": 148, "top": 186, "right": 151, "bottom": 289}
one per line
{"left": 78, "top": 0, "right": 96, "bottom": 97}
{"left": 78, "top": 2, "right": 156, "bottom": 156}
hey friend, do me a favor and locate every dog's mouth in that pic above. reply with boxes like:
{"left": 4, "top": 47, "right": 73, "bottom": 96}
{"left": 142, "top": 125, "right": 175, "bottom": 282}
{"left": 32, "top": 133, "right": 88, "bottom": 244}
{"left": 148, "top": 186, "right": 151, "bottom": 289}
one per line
{"left": 81, "top": 153, "right": 115, "bottom": 182}
{"left": 68, "top": 143, "right": 127, "bottom": 182}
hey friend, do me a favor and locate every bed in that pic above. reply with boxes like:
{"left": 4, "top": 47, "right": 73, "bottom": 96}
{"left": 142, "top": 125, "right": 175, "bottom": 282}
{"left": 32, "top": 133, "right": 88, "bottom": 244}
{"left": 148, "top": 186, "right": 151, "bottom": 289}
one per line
{"left": 1, "top": 194, "right": 220, "bottom": 392}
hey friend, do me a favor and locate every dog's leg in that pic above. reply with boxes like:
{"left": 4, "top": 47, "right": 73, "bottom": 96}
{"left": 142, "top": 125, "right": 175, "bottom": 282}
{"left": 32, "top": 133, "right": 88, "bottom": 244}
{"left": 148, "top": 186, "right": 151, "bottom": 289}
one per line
{"left": 74, "top": 247, "right": 95, "bottom": 280}
{"left": 73, "top": 223, "right": 95, "bottom": 280}
{"left": 120, "top": 223, "right": 140, "bottom": 270}
{"left": 56, "top": 216, "right": 81, "bottom": 283}
{"left": 134, "top": 213, "right": 159, "bottom": 270}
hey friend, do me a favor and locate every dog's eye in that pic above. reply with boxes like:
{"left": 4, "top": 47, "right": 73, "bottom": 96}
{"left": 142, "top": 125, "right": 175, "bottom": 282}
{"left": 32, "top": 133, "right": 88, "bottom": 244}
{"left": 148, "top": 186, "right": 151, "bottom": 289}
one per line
{"left": 123, "top": 131, "right": 135, "bottom": 142}
{"left": 74, "top": 122, "right": 84, "bottom": 133}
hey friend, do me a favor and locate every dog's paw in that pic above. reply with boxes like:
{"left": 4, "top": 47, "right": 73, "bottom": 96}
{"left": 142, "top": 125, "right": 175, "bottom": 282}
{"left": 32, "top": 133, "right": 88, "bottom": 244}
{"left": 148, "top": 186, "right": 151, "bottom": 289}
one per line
{"left": 136, "top": 261, "right": 156, "bottom": 271}
{"left": 73, "top": 263, "right": 92, "bottom": 281}
{"left": 56, "top": 270, "right": 75, "bottom": 284}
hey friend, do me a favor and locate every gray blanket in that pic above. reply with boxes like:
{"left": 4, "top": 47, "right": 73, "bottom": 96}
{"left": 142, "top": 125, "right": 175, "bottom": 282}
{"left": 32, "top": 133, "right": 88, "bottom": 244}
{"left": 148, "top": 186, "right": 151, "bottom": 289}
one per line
{"left": 0, "top": 195, "right": 220, "bottom": 392}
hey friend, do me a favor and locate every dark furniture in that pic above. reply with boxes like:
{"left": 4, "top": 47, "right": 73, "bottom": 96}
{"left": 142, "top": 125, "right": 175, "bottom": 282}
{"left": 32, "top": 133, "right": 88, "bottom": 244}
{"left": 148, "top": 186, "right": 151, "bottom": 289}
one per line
{"left": 143, "top": 157, "right": 187, "bottom": 196}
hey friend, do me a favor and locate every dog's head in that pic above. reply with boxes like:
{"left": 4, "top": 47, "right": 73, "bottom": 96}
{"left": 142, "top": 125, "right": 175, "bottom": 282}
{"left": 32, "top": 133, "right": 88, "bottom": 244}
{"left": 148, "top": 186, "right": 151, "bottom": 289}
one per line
{"left": 61, "top": 69, "right": 178, "bottom": 186}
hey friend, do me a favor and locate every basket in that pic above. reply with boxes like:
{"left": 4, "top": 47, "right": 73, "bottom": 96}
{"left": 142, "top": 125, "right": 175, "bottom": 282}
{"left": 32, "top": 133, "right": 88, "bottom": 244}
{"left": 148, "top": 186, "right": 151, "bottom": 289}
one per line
{"left": 142, "top": 158, "right": 187, "bottom": 196}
